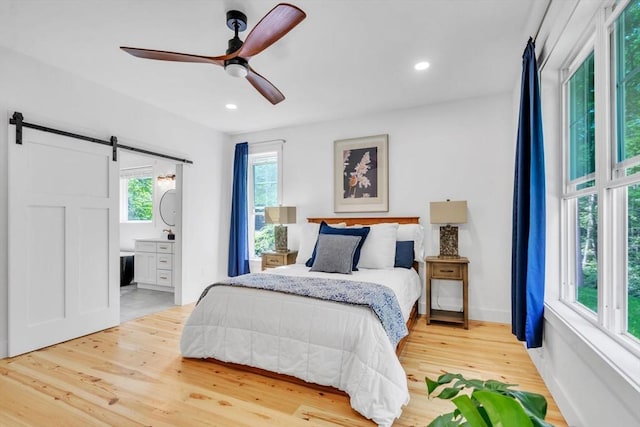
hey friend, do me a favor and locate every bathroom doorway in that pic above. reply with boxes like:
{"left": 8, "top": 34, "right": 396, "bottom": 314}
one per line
{"left": 119, "top": 151, "right": 181, "bottom": 322}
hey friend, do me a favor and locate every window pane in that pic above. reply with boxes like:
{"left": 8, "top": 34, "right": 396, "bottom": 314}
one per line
{"left": 577, "top": 180, "right": 596, "bottom": 190}
{"left": 576, "top": 193, "right": 598, "bottom": 312}
{"left": 568, "top": 52, "right": 596, "bottom": 181}
{"left": 616, "top": 0, "right": 640, "bottom": 167}
{"left": 253, "top": 161, "right": 278, "bottom": 209}
{"left": 627, "top": 184, "right": 640, "bottom": 339}
{"left": 127, "top": 177, "right": 153, "bottom": 221}
{"left": 252, "top": 156, "right": 278, "bottom": 255}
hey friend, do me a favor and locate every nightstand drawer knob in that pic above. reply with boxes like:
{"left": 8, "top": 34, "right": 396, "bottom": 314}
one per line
{"left": 442, "top": 269, "right": 454, "bottom": 273}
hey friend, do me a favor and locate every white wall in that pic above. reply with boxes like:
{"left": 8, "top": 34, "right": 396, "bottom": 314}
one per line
{"left": 0, "top": 46, "right": 231, "bottom": 357}
{"left": 234, "top": 92, "right": 516, "bottom": 320}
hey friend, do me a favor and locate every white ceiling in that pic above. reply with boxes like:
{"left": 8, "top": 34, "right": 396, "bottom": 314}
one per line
{"left": 0, "top": 0, "right": 544, "bottom": 135}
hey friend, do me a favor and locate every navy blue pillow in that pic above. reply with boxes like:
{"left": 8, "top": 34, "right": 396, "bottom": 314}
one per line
{"left": 306, "top": 221, "right": 371, "bottom": 271}
{"left": 394, "top": 241, "right": 415, "bottom": 269}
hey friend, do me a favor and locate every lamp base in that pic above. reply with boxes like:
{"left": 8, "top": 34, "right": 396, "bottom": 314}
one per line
{"left": 274, "top": 225, "right": 289, "bottom": 252}
{"left": 438, "top": 225, "right": 460, "bottom": 258}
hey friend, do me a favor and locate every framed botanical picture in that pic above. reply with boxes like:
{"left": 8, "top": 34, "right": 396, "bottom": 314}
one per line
{"left": 334, "top": 134, "right": 389, "bottom": 212}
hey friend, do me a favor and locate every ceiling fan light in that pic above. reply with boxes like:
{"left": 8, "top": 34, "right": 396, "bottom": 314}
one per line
{"left": 225, "top": 63, "right": 248, "bottom": 78}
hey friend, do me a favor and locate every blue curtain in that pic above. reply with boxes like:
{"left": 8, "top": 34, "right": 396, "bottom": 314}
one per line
{"left": 512, "top": 38, "right": 546, "bottom": 349}
{"left": 228, "top": 142, "right": 250, "bottom": 277}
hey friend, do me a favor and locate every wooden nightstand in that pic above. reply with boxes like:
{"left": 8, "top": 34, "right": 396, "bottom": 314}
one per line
{"left": 261, "top": 250, "right": 298, "bottom": 270}
{"left": 425, "top": 256, "right": 469, "bottom": 329}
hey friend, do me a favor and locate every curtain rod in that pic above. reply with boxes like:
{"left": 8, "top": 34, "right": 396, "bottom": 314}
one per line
{"left": 248, "top": 138, "right": 286, "bottom": 145}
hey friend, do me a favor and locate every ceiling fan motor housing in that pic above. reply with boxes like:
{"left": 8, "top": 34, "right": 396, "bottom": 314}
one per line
{"left": 226, "top": 36, "right": 244, "bottom": 55}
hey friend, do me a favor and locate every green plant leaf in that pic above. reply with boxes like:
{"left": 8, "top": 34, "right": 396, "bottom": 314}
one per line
{"left": 427, "top": 377, "right": 441, "bottom": 395}
{"left": 451, "top": 395, "right": 489, "bottom": 427}
{"left": 437, "top": 386, "right": 462, "bottom": 399}
{"left": 465, "top": 379, "right": 485, "bottom": 389}
{"left": 427, "top": 412, "right": 461, "bottom": 427}
{"left": 473, "top": 391, "right": 534, "bottom": 427}
{"left": 484, "top": 379, "right": 517, "bottom": 391}
{"left": 528, "top": 415, "right": 556, "bottom": 427}
{"left": 439, "top": 373, "right": 463, "bottom": 385}
{"left": 509, "top": 390, "right": 548, "bottom": 419}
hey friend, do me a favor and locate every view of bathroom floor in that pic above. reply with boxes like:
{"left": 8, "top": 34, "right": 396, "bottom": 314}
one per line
{"left": 120, "top": 284, "right": 175, "bottom": 323}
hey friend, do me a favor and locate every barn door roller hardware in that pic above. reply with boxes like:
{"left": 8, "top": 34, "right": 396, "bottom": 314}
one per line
{"left": 9, "top": 111, "right": 193, "bottom": 164}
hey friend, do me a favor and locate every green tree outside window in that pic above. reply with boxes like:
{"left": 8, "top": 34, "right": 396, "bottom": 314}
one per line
{"left": 127, "top": 177, "right": 153, "bottom": 221}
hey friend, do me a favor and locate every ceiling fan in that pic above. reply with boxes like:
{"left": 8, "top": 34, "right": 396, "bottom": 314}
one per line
{"left": 120, "top": 3, "right": 306, "bottom": 105}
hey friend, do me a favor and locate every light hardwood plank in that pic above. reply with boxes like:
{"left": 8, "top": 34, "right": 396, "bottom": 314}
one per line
{"left": 0, "top": 306, "right": 567, "bottom": 426}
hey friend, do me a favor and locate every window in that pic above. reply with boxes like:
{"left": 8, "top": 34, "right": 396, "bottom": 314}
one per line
{"left": 247, "top": 144, "right": 282, "bottom": 257}
{"left": 120, "top": 166, "right": 153, "bottom": 222}
{"left": 562, "top": 0, "right": 640, "bottom": 347}
{"left": 615, "top": 0, "right": 640, "bottom": 340}
{"left": 566, "top": 51, "right": 598, "bottom": 314}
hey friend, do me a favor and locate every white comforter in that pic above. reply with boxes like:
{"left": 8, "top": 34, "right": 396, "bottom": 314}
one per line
{"left": 180, "top": 265, "right": 422, "bottom": 426}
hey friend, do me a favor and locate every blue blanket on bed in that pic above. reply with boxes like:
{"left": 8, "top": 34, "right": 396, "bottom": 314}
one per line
{"left": 197, "top": 273, "right": 408, "bottom": 348}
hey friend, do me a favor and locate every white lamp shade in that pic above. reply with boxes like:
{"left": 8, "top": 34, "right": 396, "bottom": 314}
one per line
{"left": 430, "top": 200, "right": 467, "bottom": 224}
{"left": 265, "top": 206, "right": 297, "bottom": 224}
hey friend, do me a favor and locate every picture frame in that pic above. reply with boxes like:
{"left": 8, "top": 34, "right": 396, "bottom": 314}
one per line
{"left": 334, "top": 134, "right": 389, "bottom": 213}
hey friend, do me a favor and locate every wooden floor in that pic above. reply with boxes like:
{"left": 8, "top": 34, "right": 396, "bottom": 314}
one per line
{"left": 0, "top": 306, "right": 567, "bottom": 426}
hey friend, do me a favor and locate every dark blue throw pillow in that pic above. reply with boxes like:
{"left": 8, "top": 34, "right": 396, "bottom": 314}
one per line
{"left": 306, "top": 221, "right": 371, "bottom": 271}
{"left": 394, "top": 241, "right": 415, "bottom": 269}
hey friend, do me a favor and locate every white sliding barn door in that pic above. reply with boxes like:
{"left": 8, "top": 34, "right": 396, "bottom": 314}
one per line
{"left": 8, "top": 126, "right": 119, "bottom": 356}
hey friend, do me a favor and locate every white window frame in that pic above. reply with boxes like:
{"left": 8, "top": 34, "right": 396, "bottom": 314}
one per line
{"left": 560, "top": 0, "right": 640, "bottom": 356}
{"left": 119, "top": 166, "right": 154, "bottom": 223}
{"left": 247, "top": 142, "right": 283, "bottom": 258}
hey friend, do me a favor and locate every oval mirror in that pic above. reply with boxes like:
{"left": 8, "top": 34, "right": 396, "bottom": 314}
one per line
{"left": 159, "top": 189, "right": 177, "bottom": 226}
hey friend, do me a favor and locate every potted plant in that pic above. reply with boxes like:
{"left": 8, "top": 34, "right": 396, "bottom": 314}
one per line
{"left": 425, "top": 373, "right": 555, "bottom": 427}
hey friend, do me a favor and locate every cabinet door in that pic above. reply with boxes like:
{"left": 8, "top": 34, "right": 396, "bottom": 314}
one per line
{"left": 134, "top": 252, "right": 157, "bottom": 284}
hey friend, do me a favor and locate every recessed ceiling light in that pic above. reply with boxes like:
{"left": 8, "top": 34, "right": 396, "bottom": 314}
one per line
{"left": 414, "top": 61, "right": 430, "bottom": 71}
{"left": 225, "top": 103, "right": 238, "bottom": 110}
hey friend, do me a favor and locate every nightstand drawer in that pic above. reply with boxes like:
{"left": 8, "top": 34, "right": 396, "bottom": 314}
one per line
{"left": 261, "top": 251, "right": 297, "bottom": 270}
{"left": 263, "top": 254, "right": 285, "bottom": 267}
{"left": 431, "top": 263, "right": 462, "bottom": 279}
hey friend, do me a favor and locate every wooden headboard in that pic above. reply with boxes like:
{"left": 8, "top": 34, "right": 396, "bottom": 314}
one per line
{"left": 307, "top": 217, "right": 420, "bottom": 226}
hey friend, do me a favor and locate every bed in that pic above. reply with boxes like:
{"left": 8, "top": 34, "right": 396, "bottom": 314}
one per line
{"left": 180, "top": 217, "right": 424, "bottom": 426}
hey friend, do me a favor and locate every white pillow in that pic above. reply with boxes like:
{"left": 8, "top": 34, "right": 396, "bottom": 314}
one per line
{"left": 357, "top": 223, "right": 399, "bottom": 269}
{"left": 397, "top": 223, "right": 425, "bottom": 261}
{"left": 296, "top": 222, "right": 320, "bottom": 263}
{"left": 295, "top": 222, "right": 346, "bottom": 264}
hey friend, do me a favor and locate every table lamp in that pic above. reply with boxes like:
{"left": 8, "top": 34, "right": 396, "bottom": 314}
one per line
{"left": 430, "top": 200, "right": 467, "bottom": 258}
{"left": 265, "top": 206, "right": 297, "bottom": 252}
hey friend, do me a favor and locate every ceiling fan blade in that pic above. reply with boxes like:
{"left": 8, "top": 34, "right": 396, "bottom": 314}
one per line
{"left": 236, "top": 3, "right": 306, "bottom": 58}
{"left": 121, "top": 47, "right": 224, "bottom": 66}
{"left": 246, "top": 66, "right": 285, "bottom": 105}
